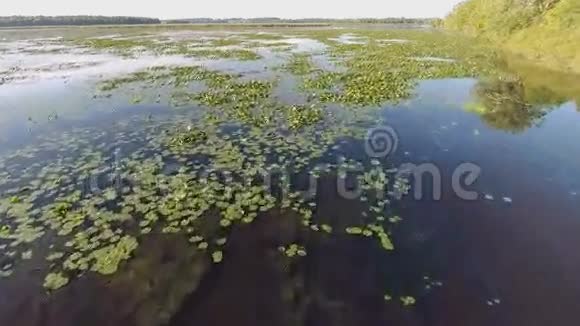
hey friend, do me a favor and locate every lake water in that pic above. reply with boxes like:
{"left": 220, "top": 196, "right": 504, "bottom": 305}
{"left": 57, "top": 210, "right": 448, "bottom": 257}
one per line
{"left": 0, "top": 26, "right": 579, "bottom": 326}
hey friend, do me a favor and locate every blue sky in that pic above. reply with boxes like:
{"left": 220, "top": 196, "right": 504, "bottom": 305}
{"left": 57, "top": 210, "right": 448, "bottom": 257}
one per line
{"left": 2, "top": 0, "right": 464, "bottom": 19}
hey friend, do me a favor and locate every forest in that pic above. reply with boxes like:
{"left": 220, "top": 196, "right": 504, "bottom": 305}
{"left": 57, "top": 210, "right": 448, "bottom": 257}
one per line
{"left": 0, "top": 16, "right": 161, "bottom": 27}
{"left": 444, "top": 0, "right": 580, "bottom": 72}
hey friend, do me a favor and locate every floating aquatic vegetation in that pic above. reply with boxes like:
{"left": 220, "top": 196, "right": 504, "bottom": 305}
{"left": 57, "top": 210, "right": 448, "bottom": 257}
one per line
{"left": 345, "top": 226, "right": 363, "bottom": 235}
{"left": 400, "top": 296, "right": 416, "bottom": 306}
{"left": 286, "top": 105, "right": 324, "bottom": 130}
{"left": 2, "top": 117, "right": 336, "bottom": 289}
{"left": 359, "top": 166, "right": 389, "bottom": 192}
{"left": 0, "top": 269, "right": 12, "bottom": 278}
{"left": 278, "top": 244, "right": 307, "bottom": 258}
{"left": 46, "top": 252, "right": 65, "bottom": 261}
{"left": 80, "top": 38, "right": 156, "bottom": 53}
{"left": 168, "top": 73, "right": 331, "bottom": 130}
{"left": 209, "top": 38, "right": 244, "bottom": 47}
{"left": 283, "top": 53, "right": 317, "bottom": 75}
{"left": 197, "top": 242, "right": 209, "bottom": 250}
{"left": 211, "top": 250, "right": 223, "bottom": 263}
{"left": 368, "top": 224, "right": 394, "bottom": 251}
{"left": 99, "top": 65, "right": 236, "bottom": 92}
{"left": 290, "top": 30, "right": 507, "bottom": 106}
{"left": 79, "top": 36, "right": 262, "bottom": 61}
{"left": 169, "top": 129, "right": 208, "bottom": 146}
{"left": 43, "top": 272, "right": 69, "bottom": 291}
{"left": 186, "top": 49, "right": 261, "bottom": 61}
{"left": 345, "top": 193, "right": 395, "bottom": 251}
{"left": 388, "top": 216, "right": 402, "bottom": 224}
{"left": 303, "top": 71, "right": 343, "bottom": 90}
{"left": 89, "top": 236, "right": 138, "bottom": 275}
{"left": 2, "top": 29, "right": 501, "bottom": 295}
{"left": 196, "top": 79, "right": 273, "bottom": 107}
{"left": 320, "top": 224, "right": 332, "bottom": 233}
{"left": 99, "top": 70, "right": 155, "bottom": 91}
{"left": 21, "top": 250, "right": 32, "bottom": 260}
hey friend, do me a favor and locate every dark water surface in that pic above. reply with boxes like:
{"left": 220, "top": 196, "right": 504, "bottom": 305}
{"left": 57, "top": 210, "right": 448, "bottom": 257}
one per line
{"left": 1, "top": 32, "right": 580, "bottom": 326}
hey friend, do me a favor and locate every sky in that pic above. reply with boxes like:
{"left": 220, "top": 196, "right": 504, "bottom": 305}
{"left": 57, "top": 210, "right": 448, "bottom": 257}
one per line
{"left": 1, "top": 0, "right": 464, "bottom": 19}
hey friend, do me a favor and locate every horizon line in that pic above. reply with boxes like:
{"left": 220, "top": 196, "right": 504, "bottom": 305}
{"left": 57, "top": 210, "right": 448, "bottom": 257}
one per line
{"left": 0, "top": 14, "right": 444, "bottom": 20}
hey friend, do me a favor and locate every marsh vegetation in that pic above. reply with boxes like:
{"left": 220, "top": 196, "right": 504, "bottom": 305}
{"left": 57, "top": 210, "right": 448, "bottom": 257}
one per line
{"left": 0, "top": 24, "right": 579, "bottom": 326}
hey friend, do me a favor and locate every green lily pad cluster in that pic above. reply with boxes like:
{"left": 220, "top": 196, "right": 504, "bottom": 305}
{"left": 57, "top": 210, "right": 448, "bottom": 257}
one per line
{"left": 344, "top": 224, "right": 393, "bottom": 251}
{"left": 43, "top": 272, "right": 70, "bottom": 290}
{"left": 166, "top": 69, "right": 328, "bottom": 130}
{"left": 400, "top": 296, "right": 416, "bottom": 306}
{"left": 278, "top": 243, "right": 307, "bottom": 258}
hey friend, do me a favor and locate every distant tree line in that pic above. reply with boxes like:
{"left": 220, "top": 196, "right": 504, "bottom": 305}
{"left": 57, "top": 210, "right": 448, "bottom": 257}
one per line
{"left": 0, "top": 16, "right": 161, "bottom": 27}
{"left": 0, "top": 16, "right": 436, "bottom": 27}
{"left": 163, "top": 17, "right": 436, "bottom": 25}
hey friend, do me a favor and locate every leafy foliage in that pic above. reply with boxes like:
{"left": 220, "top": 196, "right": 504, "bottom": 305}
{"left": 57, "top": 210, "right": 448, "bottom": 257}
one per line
{"left": 444, "top": 0, "right": 580, "bottom": 72}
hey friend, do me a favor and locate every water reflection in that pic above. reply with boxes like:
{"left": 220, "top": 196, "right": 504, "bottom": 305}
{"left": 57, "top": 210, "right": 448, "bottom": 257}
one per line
{"left": 468, "top": 79, "right": 550, "bottom": 132}
{"left": 467, "top": 72, "right": 578, "bottom": 133}
{"left": 0, "top": 234, "right": 210, "bottom": 326}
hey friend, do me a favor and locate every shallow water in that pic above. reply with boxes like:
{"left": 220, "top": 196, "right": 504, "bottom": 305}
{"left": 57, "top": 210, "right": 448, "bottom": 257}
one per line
{"left": 1, "top": 27, "right": 579, "bottom": 326}
{"left": 329, "top": 33, "right": 368, "bottom": 45}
